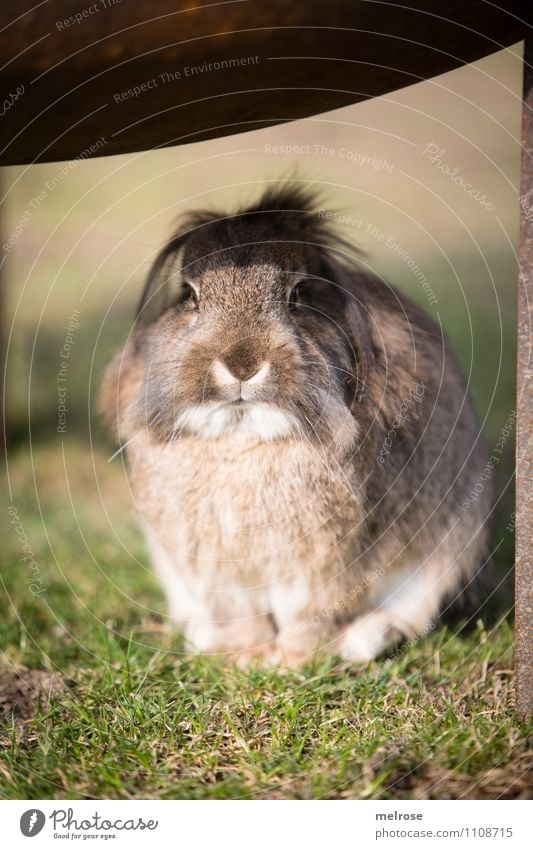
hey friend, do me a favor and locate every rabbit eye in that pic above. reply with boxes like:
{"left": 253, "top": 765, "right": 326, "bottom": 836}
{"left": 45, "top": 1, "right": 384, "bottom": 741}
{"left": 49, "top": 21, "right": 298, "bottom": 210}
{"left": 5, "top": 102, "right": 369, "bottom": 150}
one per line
{"left": 180, "top": 282, "right": 199, "bottom": 309}
{"left": 288, "top": 282, "right": 304, "bottom": 312}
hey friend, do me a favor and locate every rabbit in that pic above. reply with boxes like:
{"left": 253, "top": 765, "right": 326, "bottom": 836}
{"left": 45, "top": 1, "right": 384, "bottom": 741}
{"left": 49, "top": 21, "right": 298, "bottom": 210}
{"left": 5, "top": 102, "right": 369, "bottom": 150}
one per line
{"left": 99, "top": 183, "right": 494, "bottom": 666}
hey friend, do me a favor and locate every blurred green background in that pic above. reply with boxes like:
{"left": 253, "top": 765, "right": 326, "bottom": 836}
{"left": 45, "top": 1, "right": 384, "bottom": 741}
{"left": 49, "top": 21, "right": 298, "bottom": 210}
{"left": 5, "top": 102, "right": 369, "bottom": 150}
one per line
{"left": 2, "top": 44, "right": 521, "bottom": 626}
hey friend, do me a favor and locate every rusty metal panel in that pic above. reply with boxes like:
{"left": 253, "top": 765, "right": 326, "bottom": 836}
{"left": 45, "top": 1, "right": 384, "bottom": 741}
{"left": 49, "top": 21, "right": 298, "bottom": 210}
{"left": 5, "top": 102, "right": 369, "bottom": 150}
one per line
{"left": 516, "top": 34, "right": 533, "bottom": 720}
{"left": 0, "top": 0, "right": 527, "bottom": 165}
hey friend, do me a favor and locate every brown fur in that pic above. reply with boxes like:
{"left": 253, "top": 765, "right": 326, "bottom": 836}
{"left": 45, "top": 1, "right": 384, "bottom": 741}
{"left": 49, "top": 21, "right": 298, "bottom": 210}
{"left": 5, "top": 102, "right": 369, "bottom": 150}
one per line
{"left": 99, "top": 184, "right": 493, "bottom": 665}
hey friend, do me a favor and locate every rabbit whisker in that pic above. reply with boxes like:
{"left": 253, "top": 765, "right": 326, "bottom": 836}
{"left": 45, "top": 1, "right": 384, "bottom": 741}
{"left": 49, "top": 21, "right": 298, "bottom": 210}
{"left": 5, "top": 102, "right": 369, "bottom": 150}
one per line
{"left": 108, "top": 432, "right": 142, "bottom": 462}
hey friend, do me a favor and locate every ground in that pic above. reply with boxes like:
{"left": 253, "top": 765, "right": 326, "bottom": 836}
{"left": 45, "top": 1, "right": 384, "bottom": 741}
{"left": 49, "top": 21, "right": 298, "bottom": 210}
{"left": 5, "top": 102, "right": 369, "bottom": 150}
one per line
{"left": 1, "top": 442, "right": 530, "bottom": 800}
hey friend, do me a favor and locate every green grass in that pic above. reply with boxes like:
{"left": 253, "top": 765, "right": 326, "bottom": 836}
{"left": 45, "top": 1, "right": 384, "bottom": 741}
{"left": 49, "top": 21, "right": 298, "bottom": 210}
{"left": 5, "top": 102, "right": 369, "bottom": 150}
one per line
{"left": 1, "top": 442, "right": 530, "bottom": 800}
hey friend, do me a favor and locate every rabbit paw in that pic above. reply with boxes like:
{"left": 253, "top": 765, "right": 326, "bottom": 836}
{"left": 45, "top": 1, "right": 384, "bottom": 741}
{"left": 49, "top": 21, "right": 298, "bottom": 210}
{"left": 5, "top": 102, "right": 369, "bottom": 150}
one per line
{"left": 335, "top": 609, "right": 402, "bottom": 662}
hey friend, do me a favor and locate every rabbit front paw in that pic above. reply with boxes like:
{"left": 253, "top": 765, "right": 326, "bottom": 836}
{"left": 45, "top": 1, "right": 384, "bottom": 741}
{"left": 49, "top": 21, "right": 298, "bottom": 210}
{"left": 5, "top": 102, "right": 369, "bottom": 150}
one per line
{"left": 184, "top": 614, "right": 277, "bottom": 661}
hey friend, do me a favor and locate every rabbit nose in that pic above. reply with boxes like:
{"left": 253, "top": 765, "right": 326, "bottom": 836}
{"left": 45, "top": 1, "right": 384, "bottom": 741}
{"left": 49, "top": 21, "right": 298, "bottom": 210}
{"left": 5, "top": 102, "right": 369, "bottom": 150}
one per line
{"left": 212, "top": 359, "right": 270, "bottom": 387}
{"left": 221, "top": 345, "right": 265, "bottom": 382}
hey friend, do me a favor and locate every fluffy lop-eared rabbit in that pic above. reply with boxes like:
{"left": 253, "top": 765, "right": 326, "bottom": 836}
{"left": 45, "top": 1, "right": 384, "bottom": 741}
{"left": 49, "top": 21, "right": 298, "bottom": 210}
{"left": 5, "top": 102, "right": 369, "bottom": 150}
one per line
{"left": 100, "top": 184, "right": 493, "bottom": 665}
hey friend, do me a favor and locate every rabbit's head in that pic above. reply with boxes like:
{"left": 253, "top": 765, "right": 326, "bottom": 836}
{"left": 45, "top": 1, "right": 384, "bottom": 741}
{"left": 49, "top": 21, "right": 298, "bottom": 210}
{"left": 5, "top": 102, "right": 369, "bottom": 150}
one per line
{"left": 121, "top": 185, "right": 375, "bottom": 447}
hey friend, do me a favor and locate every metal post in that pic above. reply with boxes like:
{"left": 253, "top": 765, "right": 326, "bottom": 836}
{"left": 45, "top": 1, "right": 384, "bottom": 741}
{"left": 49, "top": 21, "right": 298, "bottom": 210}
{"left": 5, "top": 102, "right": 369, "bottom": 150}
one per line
{"left": 516, "top": 34, "right": 533, "bottom": 719}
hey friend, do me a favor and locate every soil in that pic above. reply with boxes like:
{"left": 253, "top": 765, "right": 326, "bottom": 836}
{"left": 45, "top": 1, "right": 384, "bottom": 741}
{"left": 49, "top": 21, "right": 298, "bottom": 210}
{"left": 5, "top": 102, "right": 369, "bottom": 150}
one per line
{"left": 0, "top": 667, "right": 73, "bottom": 721}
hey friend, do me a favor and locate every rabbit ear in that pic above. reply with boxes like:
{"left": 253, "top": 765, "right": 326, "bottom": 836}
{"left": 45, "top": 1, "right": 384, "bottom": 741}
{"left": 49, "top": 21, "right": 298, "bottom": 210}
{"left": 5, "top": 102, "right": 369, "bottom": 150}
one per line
{"left": 321, "top": 254, "right": 375, "bottom": 404}
{"left": 135, "top": 231, "right": 190, "bottom": 326}
{"left": 344, "top": 295, "right": 375, "bottom": 403}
